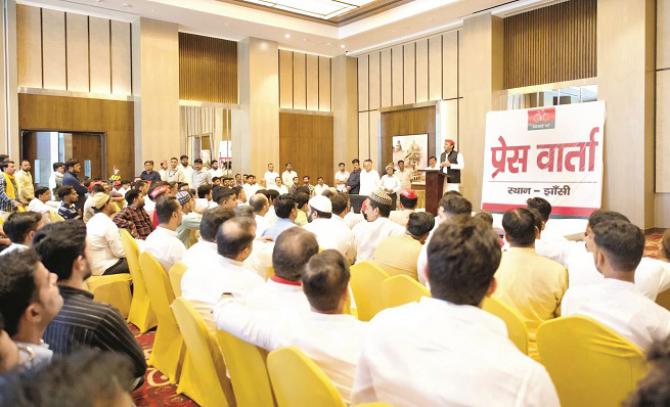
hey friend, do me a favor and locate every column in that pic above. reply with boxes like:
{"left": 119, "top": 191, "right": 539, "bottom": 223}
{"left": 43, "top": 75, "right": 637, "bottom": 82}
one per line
{"left": 331, "top": 55, "right": 358, "bottom": 172}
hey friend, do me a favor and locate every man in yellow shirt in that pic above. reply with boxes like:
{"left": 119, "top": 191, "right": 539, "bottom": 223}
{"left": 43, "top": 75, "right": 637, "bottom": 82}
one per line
{"left": 15, "top": 160, "right": 35, "bottom": 205}
{"left": 372, "top": 212, "right": 434, "bottom": 280}
{"left": 494, "top": 207, "right": 567, "bottom": 358}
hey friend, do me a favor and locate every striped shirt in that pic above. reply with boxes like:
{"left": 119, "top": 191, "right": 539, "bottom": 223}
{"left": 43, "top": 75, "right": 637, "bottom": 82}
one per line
{"left": 43, "top": 285, "right": 146, "bottom": 379}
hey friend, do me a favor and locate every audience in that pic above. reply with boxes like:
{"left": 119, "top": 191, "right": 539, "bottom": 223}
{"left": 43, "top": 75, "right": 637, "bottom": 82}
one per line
{"left": 113, "top": 189, "right": 154, "bottom": 240}
{"left": 389, "top": 190, "right": 418, "bottom": 227}
{"left": 352, "top": 218, "right": 559, "bottom": 406}
{"left": 352, "top": 190, "right": 404, "bottom": 262}
{"left": 1, "top": 211, "right": 43, "bottom": 255}
{"left": 15, "top": 160, "right": 34, "bottom": 206}
{"left": 175, "top": 191, "right": 201, "bottom": 248}
{"left": 27, "top": 186, "right": 55, "bottom": 219}
{"left": 181, "top": 207, "right": 235, "bottom": 270}
{"left": 57, "top": 186, "right": 80, "bottom": 220}
{"left": 262, "top": 194, "right": 298, "bottom": 241}
{"left": 372, "top": 211, "right": 434, "bottom": 280}
{"left": 561, "top": 220, "right": 670, "bottom": 351}
{"left": 627, "top": 337, "right": 670, "bottom": 406}
{"left": 494, "top": 208, "right": 567, "bottom": 358}
{"left": 215, "top": 250, "right": 365, "bottom": 403}
{"left": 86, "top": 193, "right": 128, "bottom": 275}
{"left": 303, "top": 195, "right": 356, "bottom": 264}
{"left": 144, "top": 196, "right": 186, "bottom": 271}
{"left": 0, "top": 313, "right": 19, "bottom": 374}
{"left": 249, "top": 193, "right": 270, "bottom": 238}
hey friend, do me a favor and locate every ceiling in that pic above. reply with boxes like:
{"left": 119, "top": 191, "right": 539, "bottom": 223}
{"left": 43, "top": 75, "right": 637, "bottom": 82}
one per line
{"left": 19, "top": 0, "right": 555, "bottom": 56}
{"left": 224, "top": 0, "right": 404, "bottom": 22}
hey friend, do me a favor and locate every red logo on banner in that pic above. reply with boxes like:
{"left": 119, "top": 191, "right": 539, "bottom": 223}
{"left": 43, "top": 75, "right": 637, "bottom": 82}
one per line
{"left": 528, "top": 108, "right": 556, "bottom": 130}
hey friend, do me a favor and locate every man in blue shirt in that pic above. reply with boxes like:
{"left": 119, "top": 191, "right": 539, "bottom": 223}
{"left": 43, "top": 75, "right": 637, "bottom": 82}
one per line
{"left": 262, "top": 194, "right": 297, "bottom": 241}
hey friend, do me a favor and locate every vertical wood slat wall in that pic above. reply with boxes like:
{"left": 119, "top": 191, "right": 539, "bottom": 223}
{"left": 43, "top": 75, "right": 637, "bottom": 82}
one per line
{"left": 178, "top": 33, "right": 238, "bottom": 104}
{"left": 278, "top": 49, "right": 332, "bottom": 112}
{"left": 503, "top": 0, "right": 597, "bottom": 89}
{"left": 656, "top": 0, "right": 670, "bottom": 192}
{"left": 16, "top": 4, "right": 132, "bottom": 96}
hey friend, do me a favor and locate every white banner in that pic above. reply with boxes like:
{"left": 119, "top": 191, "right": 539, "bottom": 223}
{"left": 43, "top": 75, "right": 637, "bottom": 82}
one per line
{"left": 481, "top": 101, "right": 605, "bottom": 218}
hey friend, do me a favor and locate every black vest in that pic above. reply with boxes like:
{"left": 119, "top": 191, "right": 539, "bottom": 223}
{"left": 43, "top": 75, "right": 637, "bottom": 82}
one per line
{"left": 440, "top": 150, "right": 461, "bottom": 183}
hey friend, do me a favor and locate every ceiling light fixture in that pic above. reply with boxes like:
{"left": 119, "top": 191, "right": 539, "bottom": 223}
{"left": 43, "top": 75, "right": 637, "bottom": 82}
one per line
{"left": 284, "top": 33, "right": 291, "bottom": 39}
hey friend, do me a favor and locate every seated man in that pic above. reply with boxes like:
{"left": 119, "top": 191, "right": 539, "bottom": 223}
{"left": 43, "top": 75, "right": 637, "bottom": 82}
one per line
{"left": 213, "top": 186, "right": 238, "bottom": 210}
{"left": 1, "top": 211, "right": 43, "bottom": 255}
{"left": 303, "top": 195, "right": 355, "bottom": 264}
{"left": 28, "top": 186, "right": 57, "bottom": 220}
{"left": 181, "top": 216, "right": 264, "bottom": 328}
{"left": 352, "top": 190, "right": 404, "bottom": 262}
{"left": 293, "top": 191, "right": 310, "bottom": 226}
{"left": 494, "top": 208, "right": 567, "bottom": 358}
{"left": 34, "top": 221, "right": 147, "bottom": 383}
{"left": 372, "top": 212, "right": 434, "bottom": 280}
{"left": 181, "top": 207, "right": 234, "bottom": 268}
{"left": 352, "top": 218, "right": 559, "bottom": 406}
{"left": 0, "top": 250, "right": 63, "bottom": 369}
{"left": 175, "top": 191, "right": 201, "bottom": 248}
{"left": 113, "top": 189, "right": 153, "bottom": 240}
{"left": 194, "top": 184, "right": 217, "bottom": 213}
{"left": 86, "top": 193, "right": 128, "bottom": 275}
{"left": 215, "top": 250, "right": 365, "bottom": 403}
{"left": 561, "top": 220, "right": 670, "bottom": 352}
{"left": 57, "top": 186, "right": 80, "bottom": 220}
{"left": 144, "top": 196, "right": 186, "bottom": 271}
{"left": 0, "top": 313, "right": 19, "bottom": 374}
{"left": 389, "top": 190, "right": 419, "bottom": 227}
{"left": 262, "top": 194, "right": 298, "bottom": 241}
{"left": 249, "top": 193, "right": 270, "bottom": 238}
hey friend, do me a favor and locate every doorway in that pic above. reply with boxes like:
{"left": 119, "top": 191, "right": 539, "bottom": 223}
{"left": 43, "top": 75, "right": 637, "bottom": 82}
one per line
{"left": 21, "top": 131, "right": 105, "bottom": 187}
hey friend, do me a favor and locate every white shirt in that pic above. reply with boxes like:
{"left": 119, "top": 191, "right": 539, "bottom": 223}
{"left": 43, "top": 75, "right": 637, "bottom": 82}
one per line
{"left": 179, "top": 165, "right": 194, "bottom": 187}
{"left": 144, "top": 226, "right": 187, "bottom": 271}
{"left": 380, "top": 175, "right": 400, "bottom": 194}
{"left": 562, "top": 278, "right": 670, "bottom": 351}
{"left": 194, "top": 198, "right": 217, "bottom": 213}
{"left": 143, "top": 196, "right": 155, "bottom": 218}
{"left": 343, "top": 212, "right": 364, "bottom": 230}
{"left": 282, "top": 170, "right": 297, "bottom": 187}
{"left": 166, "top": 168, "right": 185, "bottom": 184}
{"left": 2, "top": 242, "right": 28, "bottom": 255}
{"left": 352, "top": 217, "right": 404, "bottom": 262}
{"left": 27, "top": 198, "right": 52, "bottom": 214}
{"left": 86, "top": 213, "right": 125, "bottom": 275}
{"left": 182, "top": 255, "right": 264, "bottom": 328}
{"left": 335, "top": 171, "right": 350, "bottom": 192}
{"left": 314, "top": 184, "right": 329, "bottom": 196}
{"left": 255, "top": 214, "right": 270, "bottom": 238}
{"left": 264, "top": 171, "right": 279, "bottom": 187}
{"left": 191, "top": 169, "right": 212, "bottom": 188}
{"left": 352, "top": 297, "right": 559, "bottom": 407}
{"left": 243, "top": 184, "right": 260, "bottom": 200}
{"left": 244, "top": 238, "right": 275, "bottom": 280}
{"left": 209, "top": 168, "right": 224, "bottom": 179}
{"left": 359, "top": 169, "right": 380, "bottom": 196}
{"left": 270, "top": 185, "right": 289, "bottom": 195}
{"left": 214, "top": 303, "right": 366, "bottom": 404}
{"left": 242, "top": 279, "right": 310, "bottom": 313}
{"left": 303, "top": 217, "right": 356, "bottom": 264}
{"left": 181, "top": 239, "right": 218, "bottom": 269}
{"left": 394, "top": 168, "right": 412, "bottom": 191}
{"left": 389, "top": 209, "right": 414, "bottom": 227}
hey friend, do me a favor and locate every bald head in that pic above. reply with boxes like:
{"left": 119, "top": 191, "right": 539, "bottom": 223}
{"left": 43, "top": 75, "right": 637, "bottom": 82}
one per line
{"left": 272, "top": 227, "right": 319, "bottom": 281}
{"left": 249, "top": 193, "right": 269, "bottom": 215}
{"left": 216, "top": 217, "right": 256, "bottom": 261}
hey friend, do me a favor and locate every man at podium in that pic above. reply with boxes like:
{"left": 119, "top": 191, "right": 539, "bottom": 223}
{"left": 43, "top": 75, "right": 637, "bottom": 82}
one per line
{"left": 439, "top": 139, "right": 464, "bottom": 192}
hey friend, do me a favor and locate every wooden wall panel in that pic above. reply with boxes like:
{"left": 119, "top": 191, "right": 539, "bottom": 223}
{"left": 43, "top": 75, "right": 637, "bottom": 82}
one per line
{"left": 380, "top": 49, "right": 392, "bottom": 108}
{"left": 279, "top": 112, "right": 334, "bottom": 184}
{"left": 111, "top": 21, "right": 131, "bottom": 95}
{"left": 318, "top": 57, "right": 331, "bottom": 112}
{"left": 18, "top": 93, "right": 135, "bottom": 179}
{"left": 279, "top": 50, "right": 294, "bottom": 108}
{"left": 358, "top": 55, "right": 369, "bottom": 111}
{"left": 657, "top": 71, "right": 670, "bottom": 192}
{"left": 428, "top": 35, "right": 442, "bottom": 100}
{"left": 179, "top": 32, "right": 238, "bottom": 103}
{"left": 41, "top": 9, "right": 66, "bottom": 90}
{"left": 358, "top": 111, "right": 369, "bottom": 159}
{"left": 443, "top": 31, "right": 458, "bottom": 99}
{"left": 89, "top": 17, "right": 111, "bottom": 94}
{"left": 369, "top": 110, "right": 380, "bottom": 168}
{"left": 293, "top": 52, "right": 307, "bottom": 110}
{"left": 403, "top": 43, "right": 416, "bottom": 105}
{"left": 306, "top": 54, "right": 319, "bottom": 111}
{"left": 659, "top": 0, "right": 670, "bottom": 69}
{"left": 381, "top": 106, "right": 436, "bottom": 168}
{"left": 17, "top": 5, "right": 42, "bottom": 88}
{"left": 66, "top": 14, "right": 89, "bottom": 92}
{"left": 504, "top": 0, "right": 597, "bottom": 89}
{"left": 415, "top": 39, "right": 428, "bottom": 103}
{"left": 369, "top": 52, "right": 380, "bottom": 110}
{"left": 391, "top": 45, "right": 403, "bottom": 106}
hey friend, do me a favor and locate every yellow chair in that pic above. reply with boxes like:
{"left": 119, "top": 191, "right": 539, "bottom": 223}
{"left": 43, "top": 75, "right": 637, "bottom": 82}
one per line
{"left": 138, "top": 252, "right": 184, "bottom": 384}
{"left": 85, "top": 274, "right": 132, "bottom": 317}
{"left": 537, "top": 315, "right": 648, "bottom": 407}
{"left": 482, "top": 296, "right": 529, "bottom": 355}
{"left": 172, "top": 297, "right": 235, "bottom": 407}
{"left": 656, "top": 287, "right": 670, "bottom": 310}
{"left": 349, "top": 261, "right": 389, "bottom": 321}
{"left": 267, "top": 347, "right": 346, "bottom": 407}
{"left": 169, "top": 262, "right": 187, "bottom": 298}
{"left": 216, "top": 329, "right": 276, "bottom": 407}
{"left": 120, "top": 229, "right": 157, "bottom": 333}
{"left": 381, "top": 275, "right": 430, "bottom": 309}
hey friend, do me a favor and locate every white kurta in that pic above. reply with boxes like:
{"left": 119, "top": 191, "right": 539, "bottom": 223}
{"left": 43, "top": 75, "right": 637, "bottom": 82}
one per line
{"left": 144, "top": 226, "right": 186, "bottom": 271}
{"left": 352, "top": 217, "right": 404, "bottom": 262}
{"left": 359, "top": 170, "right": 380, "bottom": 196}
{"left": 303, "top": 217, "right": 356, "bottom": 264}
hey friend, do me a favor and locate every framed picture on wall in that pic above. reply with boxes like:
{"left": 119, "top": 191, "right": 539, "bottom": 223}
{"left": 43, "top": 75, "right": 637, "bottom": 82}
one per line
{"left": 392, "top": 133, "right": 428, "bottom": 180}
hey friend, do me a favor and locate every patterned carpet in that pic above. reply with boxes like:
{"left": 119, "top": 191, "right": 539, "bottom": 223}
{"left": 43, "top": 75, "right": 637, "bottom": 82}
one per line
{"left": 127, "top": 231, "right": 667, "bottom": 407}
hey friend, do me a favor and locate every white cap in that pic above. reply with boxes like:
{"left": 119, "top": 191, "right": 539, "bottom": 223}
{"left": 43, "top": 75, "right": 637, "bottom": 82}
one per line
{"left": 309, "top": 195, "right": 332, "bottom": 214}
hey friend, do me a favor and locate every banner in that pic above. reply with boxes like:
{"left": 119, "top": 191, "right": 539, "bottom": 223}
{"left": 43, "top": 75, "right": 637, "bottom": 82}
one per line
{"left": 481, "top": 101, "right": 605, "bottom": 218}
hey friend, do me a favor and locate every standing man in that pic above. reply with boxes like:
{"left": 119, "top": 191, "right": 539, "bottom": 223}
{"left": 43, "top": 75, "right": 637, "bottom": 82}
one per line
{"left": 167, "top": 157, "right": 185, "bottom": 183}
{"left": 179, "top": 155, "right": 193, "bottom": 188}
{"left": 62, "top": 160, "right": 88, "bottom": 210}
{"left": 347, "top": 159, "right": 361, "bottom": 195}
{"left": 191, "top": 159, "right": 212, "bottom": 188}
{"left": 440, "top": 139, "right": 465, "bottom": 193}
{"left": 335, "top": 162, "right": 350, "bottom": 192}
{"left": 264, "top": 163, "right": 279, "bottom": 189}
{"left": 209, "top": 160, "right": 224, "bottom": 179}
{"left": 158, "top": 160, "right": 169, "bottom": 181}
{"left": 282, "top": 163, "right": 298, "bottom": 189}
{"left": 395, "top": 160, "right": 412, "bottom": 191}
{"left": 359, "top": 159, "right": 380, "bottom": 197}
{"left": 15, "top": 160, "right": 35, "bottom": 206}
{"left": 48, "top": 162, "right": 65, "bottom": 197}
{"left": 0, "top": 161, "right": 21, "bottom": 213}
{"left": 140, "top": 160, "right": 161, "bottom": 183}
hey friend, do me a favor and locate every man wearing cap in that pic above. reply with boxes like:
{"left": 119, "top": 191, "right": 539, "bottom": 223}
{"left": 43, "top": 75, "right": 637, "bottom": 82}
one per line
{"left": 175, "top": 191, "right": 202, "bottom": 248}
{"left": 440, "top": 139, "right": 465, "bottom": 192}
{"left": 352, "top": 190, "right": 405, "bottom": 262}
{"left": 303, "top": 195, "right": 356, "bottom": 264}
{"left": 86, "top": 192, "right": 129, "bottom": 275}
{"left": 390, "top": 190, "right": 419, "bottom": 227}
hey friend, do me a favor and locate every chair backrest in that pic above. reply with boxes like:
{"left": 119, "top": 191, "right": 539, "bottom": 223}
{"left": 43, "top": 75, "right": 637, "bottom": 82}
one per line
{"left": 537, "top": 315, "right": 648, "bottom": 407}
{"left": 381, "top": 275, "right": 430, "bottom": 309}
{"left": 172, "top": 297, "right": 232, "bottom": 407}
{"left": 656, "top": 287, "right": 670, "bottom": 310}
{"left": 119, "top": 229, "right": 147, "bottom": 294}
{"left": 482, "top": 296, "right": 528, "bottom": 354}
{"left": 349, "top": 261, "right": 389, "bottom": 321}
{"left": 216, "top": 329, "right": 276, "bottom": 407}
{"left": 139, "top": 252, "right": 176, "bottom": 327}
{"left": 169, "top": 262, "right": 188, "bottom": 298}
{"left": 267, "top": 347, "right": 346, "bottom": 407}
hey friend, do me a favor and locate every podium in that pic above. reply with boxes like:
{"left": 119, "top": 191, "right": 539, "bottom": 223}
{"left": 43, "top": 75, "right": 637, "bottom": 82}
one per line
{"left": 422, "top": 170, "right": 445, "bottom": 216}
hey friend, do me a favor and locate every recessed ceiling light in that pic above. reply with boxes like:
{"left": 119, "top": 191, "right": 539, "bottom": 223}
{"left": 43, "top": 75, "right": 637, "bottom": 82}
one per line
{"left": 326, "top": 42, "right": 331, "bottom": 46}
{"left": 284, "top": 33, "right": 291, "bottom": 39}
{"left": 340, "top": 44, "right": 346, "bottom": 49}
{"left": 121, "top": 2, "right": 131, "bottom": 7}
